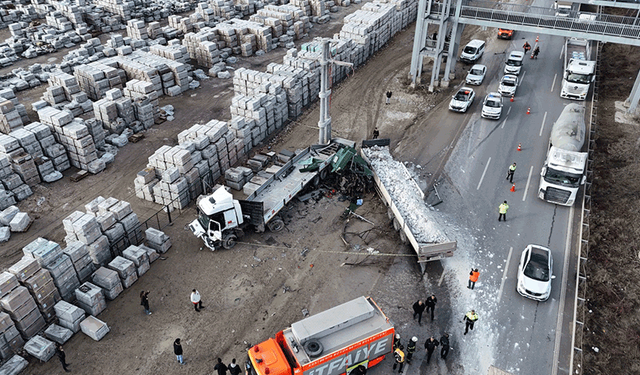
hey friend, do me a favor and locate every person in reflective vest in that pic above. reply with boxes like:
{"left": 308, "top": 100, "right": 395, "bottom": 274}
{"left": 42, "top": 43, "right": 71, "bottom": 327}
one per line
{"left": 463, "top": 310, "right": 479, "bottom": 335}
{"left": 468, "top": 269, "right": 480, "bottom": 290}
{"left": 498, "top": 201, "right": 509, "bottom": 222}
{"left": 393, "top": 333, "right": 401, "bottom": 351}
{"left": 506, "top": 162, "right": 516, "bottom": 183}
{"left": 406, "top": 337, "right": 417, "bottom": 363}
{"left": 392, "top": 345, "right": 405, "bottom": 373}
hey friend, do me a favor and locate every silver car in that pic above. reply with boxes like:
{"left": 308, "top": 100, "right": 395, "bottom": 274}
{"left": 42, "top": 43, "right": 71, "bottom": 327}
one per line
{"left": 517, "top": 244, "right": 555, "bottom": 301}
{"left": 466, "top": 64, "right": 487, "bottom": 85}
{"left": 498, "top": 75, "right": 518, "bottom": 97}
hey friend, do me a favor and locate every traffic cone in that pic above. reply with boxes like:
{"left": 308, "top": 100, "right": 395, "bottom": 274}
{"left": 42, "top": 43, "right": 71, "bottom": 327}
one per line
{"left": 526, "top": 108, "right": 531, "bottom": 115}
{"left": 510, "top": 95, "right": 514, "bottom": 102}
{"left": 517, "top": 143, "right": 522, "bottom": 151}
{"left": 510, "top": 184, "right": 516, "bottom": 192}
{"left": 536, "top": 35, "right": 539, "bottom": 42}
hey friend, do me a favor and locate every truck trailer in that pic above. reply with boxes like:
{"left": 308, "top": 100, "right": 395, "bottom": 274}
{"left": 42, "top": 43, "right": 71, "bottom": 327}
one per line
{"left": 189, "top": 138, "right": 356, "bottom": 250}
{"left": 560, "top": 38, "right": 595, "bottom": 100}
{"left": 247, "top": 296, "right": 394, "bottom": 375}
{"left": 538, "top": 103, "right": 588, "bottom": 206}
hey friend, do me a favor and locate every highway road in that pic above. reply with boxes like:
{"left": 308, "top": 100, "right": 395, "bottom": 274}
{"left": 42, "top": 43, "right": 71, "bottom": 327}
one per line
{"left": 394, "top": 30, "right": 583, "bottom": 374}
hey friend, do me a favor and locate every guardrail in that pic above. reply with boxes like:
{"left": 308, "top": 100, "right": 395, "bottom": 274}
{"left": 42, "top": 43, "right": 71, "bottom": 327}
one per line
{"left": 569, "top": 41, "right": 601, "bottom": 375}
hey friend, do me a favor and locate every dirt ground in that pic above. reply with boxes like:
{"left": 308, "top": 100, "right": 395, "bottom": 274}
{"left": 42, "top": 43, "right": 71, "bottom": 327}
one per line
{"left": 582, "top": 42, "right": 640, "bottom": 375}
{"left": 0, "top": 4, "right": 472, "bottom": 375}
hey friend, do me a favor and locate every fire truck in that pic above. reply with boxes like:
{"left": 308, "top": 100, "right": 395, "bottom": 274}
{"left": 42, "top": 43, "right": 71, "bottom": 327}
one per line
{"left": 247, "top": 297, "right": 394, "bottom": 375}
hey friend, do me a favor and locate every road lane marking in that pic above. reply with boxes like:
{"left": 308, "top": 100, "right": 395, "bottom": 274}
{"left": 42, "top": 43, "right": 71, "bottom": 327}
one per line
{"left": 559, "top": 44, "right": 564, "bottom": 60}
{"left": 519, "top": 71, "right": 526, "bottom": 86}
{"left": 551, "top": 205, "right": 575, "bottom": 375}
{"left": 551, "top": 73, "right": 557, "bottom": 92}
{"left": 498, "top": 246, "right": 514, "bottom": 302}
{"left": 438, "top": 270, "right": 446, "bottom": 286}
{"left": 501, "top": 115, "right": 509, "bottom": 129}
{"left": 539, "top": 111, "right": 548, "bottom": 136}
{"left": 476, "top": 157, "right": 491, "bottom": 190}
{"left": 507, "top": 106, "right": 512, "bottom": 116}
{"left": 522, "top": 165, "right": 534, "bottom": 201}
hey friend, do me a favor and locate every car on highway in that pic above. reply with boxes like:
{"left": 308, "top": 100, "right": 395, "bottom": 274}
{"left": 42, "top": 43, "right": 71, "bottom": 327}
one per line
{"left": 498, "top": 28, "right": 515, "bottom": 39}
{"left": 498, "top": 75, "right": 519, "bottom": 97}
{"left": 504, "top": 51, "right": 525, "bottom": 75}
{"left": 449, "top": 87, "right": 475, "bottom": 113}
{"left": 517, "top": 244, "right": 555, "bottom": 301}
{"left": 481, "top": 93, "right": 503, "bottom": 120}
{"left": 460, "top": 39, "right": 485, "bottom": 63}
{"left": 465, "top": 64, "right": 487, "bottom": 85}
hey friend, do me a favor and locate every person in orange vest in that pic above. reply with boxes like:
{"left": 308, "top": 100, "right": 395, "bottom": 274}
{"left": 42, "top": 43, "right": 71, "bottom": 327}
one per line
{"left": 468, "top": 269, "right": 480, "bottom": 290}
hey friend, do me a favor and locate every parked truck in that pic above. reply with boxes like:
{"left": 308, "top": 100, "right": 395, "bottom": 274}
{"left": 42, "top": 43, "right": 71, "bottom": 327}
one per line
{"left": 360, "top": 140, "right": 456, "bottom": 263}
{"left": 538, "top": 103, "right": 588, "bottom": 206}
{"left": 247, "top": 296, "right": 394, "bottom": 375}
{"left": 189, "top": 138, "right": 357, "bottom": 250}
{"left": 560, "top": 38, "right": 596, "bottom": 100}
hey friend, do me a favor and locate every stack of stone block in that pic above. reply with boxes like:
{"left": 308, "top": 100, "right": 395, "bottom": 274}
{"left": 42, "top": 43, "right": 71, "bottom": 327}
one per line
{"left": 224, "top": 166, "right": 254, "bottom": 191}
{"left": 24, "top": 122, "right": 71, "bottom": 172}
{"left": 126, "top": 19, "right": 149, "bottom": 40}
{"left": 10, "top": 257, "right": 60, "bottom": 322}
{"left": 0, "top": 88, "right": 29, "bottom": 125}
{"left": 0, "top": 355, "right": 28, "bottom": 373}
{"left": 107, "top": 256, "right": 138, "bottom": 288}
{"left": 0, "top": 313, "right": 23, "bottom": 360}
{"left": 91, "top": 267, "right": 123, "bottom": 300}
{"left": 49, "top": 2, "right": 85, "bottom": 27}
{"left": 44, "top": 324, "right": 73, "bottom": 345}
{"left": 53, "top": 300, "right": 84, "bottom": 333}
{"left": 209, "top": 0, "right": 237, "bottom": 20}
{"left": 0, "top": 148, "right": 33, "bottom": 202}
{"left": 183, "top": 28, "right": 221, "bottom": 68}
{"left": 149, "top": 44, "right": 190, "bottom": 64}
{"left": 195, "top": 3, "right": 216, "bottom": 26}
{"left": 0, "top": 273, "right": 45, "bottom": 340}
{"left": 5, "top": 149, "right": 41, "bottom": 187}
{"left": 168, "top": 15, "right": 193, "bottom": 34}
{"left": 23, "top": 335, "right": 55, "bottom": 362}
{"left": 93, "top": 0, "right": 134, "bottom": 21}
{"left": 145, "top": 228, "right": 172, "bottom": 254}
{"left": 255, "top": 5, "right": 311, "bottom": 42}
{"left": 290, "top": 0, "right": 313, "bottom": 16}
{"left": 90, "top": 196, "right": 143, "bottom": 246}
{"left": 122, "top": 245, "right": 150, "bottom": 276}
{"left": 42, "top": 85, "right": 68, "bottom": 107}
{"left": 23, "top": 238, "right": 80, "bottom": 303}
{"left": 0, "top": 98, "right": 23, "bottom": 134}
{"left": 74, "top": 282, "right": 106, "bottom": 316}
{"left": 7, "top": 128, "right": 61, "bottom": 183}
{"left": 45, "top": 12, "right": 74, "bottom": 31}
{"left": 62, "top": 211, "right": 112, "bottom": 267}
{"left": 63, "top": 242, "right": 96, "bottom": 284}
{"left": 46, "top": 72, "right": 86, "bottom": 108}
{"left": 147, "top": 22, "right": 161, "bottom": 39}
{"left": 149, "top": 152, "right": 191, "bottom": 209}
{"left": 74, "top": 61, "right": 125, "bottom": 101}
{"left": 123, "top": 80, "right": 157, "bottom": 129}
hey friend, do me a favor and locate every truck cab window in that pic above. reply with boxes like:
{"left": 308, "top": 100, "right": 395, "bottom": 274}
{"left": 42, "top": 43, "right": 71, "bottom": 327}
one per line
{"left": 209, "top": 212, "right": 226, "bottom": 231}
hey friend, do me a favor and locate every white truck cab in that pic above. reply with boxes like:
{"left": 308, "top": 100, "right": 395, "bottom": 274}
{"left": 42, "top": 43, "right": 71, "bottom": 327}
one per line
{"left": 189, "top": 187, "right": 244, "bottom": 248}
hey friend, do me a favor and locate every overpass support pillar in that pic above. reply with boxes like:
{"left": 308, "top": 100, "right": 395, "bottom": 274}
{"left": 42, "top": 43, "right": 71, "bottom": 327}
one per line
{"left": 626, "top": 69, "right": 640, "bottom": 114}
{"left": 442, "top": 0, "right": 463, "bottom": 86}
{"left": 409, "top": 0, "right": 430, "bottom": 87}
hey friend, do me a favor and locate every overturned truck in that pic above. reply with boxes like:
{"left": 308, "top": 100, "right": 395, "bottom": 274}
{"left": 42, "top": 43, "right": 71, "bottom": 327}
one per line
{"left": 361, "top": 140, "right": 456, "bottom": 263}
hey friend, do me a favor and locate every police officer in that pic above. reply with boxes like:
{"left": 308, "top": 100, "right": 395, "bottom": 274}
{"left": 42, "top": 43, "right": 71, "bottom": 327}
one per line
{"left": 498, "top": 201, "right": 509, "bottom": 221}
{"left": 393, "top": 333, "right": 401, "bottom": 351}
{"left": 392, "top": 344, "right": 405, "bottom": 373}
{"left": 406, "top": 337, "right": 417, "bottom": 363}
{"left": 440, "top": 333, "right": 450, "bottom": 359}
{"left": 424, "top": 336, "right": 439, "bottom": 364}
{"left": 412, "top": 300, "right": 426, "bottom": 325}
{"left": 425, "top": 295, "right": 437, "bottom": 322}
{"left": 372, "top": 127, "right": 380, "bottom": 139}
{"left": 463, "top": 310, "right": 479, "bottom": 335}
{"left": 506, "top": 162, "right": 516, "bottom": 183}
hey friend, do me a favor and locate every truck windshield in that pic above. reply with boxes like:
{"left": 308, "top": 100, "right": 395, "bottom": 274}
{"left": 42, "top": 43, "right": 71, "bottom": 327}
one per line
{"left": 463, "top": 46, "right": 477, "bottom": 54}
{"left": 506, "top": 59, "right": 522, "bottom": 66}
{"left": 566, "top": 73, "right": 591, "bottom": 84}
{"left": 197, "top": 213, "right": 210, "bottom": 230}
{"left": 544, "top": 167, "right": 582, "bottom": 187}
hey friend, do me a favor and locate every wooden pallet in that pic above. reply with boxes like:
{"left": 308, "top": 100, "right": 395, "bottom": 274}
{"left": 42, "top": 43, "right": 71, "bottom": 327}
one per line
{"left": 129, "top": 133, "right": 145, "bottom": 143}
{"left": 69, "top": 170, "right": 89, "bottom": 182}
{"left": 13, "top": 219, "right": 33, "bottom": 233}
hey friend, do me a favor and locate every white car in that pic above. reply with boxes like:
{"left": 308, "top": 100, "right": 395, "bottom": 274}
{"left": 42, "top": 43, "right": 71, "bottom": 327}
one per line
{"left": 465, "top": 64, "right": 487, "bottom": 85}
{"left": 481, "top": 93, "right": 503, "bottom": 120}
{"left": 498, "top": 75, "right": 519, "bottom": 97}
{"left": 517, "top": 244, "right": 555, "bottom": 301}
{"left": 449, "top": 87, "right": 475, "bottom": 113}
{"left": 504, "top": 51, "right": 525, "bottom": 75}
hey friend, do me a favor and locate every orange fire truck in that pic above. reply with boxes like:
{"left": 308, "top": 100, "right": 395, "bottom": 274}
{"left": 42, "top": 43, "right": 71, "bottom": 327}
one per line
{"left": 247, "top": 297, "right": 394, "bottom": 375}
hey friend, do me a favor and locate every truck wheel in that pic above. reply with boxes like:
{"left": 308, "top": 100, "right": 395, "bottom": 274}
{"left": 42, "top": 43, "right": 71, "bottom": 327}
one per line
{"left": 387, "top": 209, "right": 394, "bottom": 220}
{"left": 267, "top": 218, "right": 285, "bottom": 232}
{"left": 320, "top": 168, "right": 328, "bottom": 180}
{"left": 399, "top": 230, "right": 408, "bottom": 244}
{"left": 312, "top": 175, "right": 320, "bottom": 186}
{"left": 304, "top": 339, "right": 323, "bottom": 357}
{"left": 222, "top": 233, "right": 237, "bottom": 249}
{"left": 393, "top": 218, "right": 400, "bottom": 231}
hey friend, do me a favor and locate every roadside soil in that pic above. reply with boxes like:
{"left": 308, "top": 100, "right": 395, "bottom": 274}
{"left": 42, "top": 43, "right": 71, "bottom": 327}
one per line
{"left": 582, "top": 42, "right": 640, "bottom": 375}
{"left": 0, "top": 5, "right": 473, "bottom": 375}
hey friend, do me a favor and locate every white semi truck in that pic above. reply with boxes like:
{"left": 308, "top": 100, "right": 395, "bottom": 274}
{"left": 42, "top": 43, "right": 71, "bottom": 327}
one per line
{"left": 560, "top": 38, "right": 596, "bottom": 100}
{"left": 538, "top": 103, "right": 588, "bottom": 206}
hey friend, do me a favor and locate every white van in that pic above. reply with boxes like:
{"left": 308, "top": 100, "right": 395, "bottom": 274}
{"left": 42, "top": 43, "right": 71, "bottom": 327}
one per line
{"left": 460, "top": 39, "right": 486, "bottom": 63}
{"left": 504, "top": 51, "right": 525, "bottom": 75}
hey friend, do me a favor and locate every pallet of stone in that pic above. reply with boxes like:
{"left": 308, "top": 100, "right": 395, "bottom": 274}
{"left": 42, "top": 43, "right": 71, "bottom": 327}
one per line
{"left": 8, "top": 212, "right": 31, "bottom": 233}
{"left": 0, "top": 272, "right": 19, "bottom": 299}
{"left": 24, "top": 335, "right": 55, "bottom": 362}
{"left": 0, "top": 206, "right": 19, "bottom": 227}
{"left": 85, "top": 235, "right": 112, "bottom": 267}
{"left": 23, "top": 238, "right": 63, "bottom": 268}
{"left": 51, "top": 266, "right": 80, "bottom": 302}
{"left": 107, "top": 256, "right": 138, "bottom": 288}
{"left": 80, "top": 315, "right": 109, "bottom": 341}
{"left": 63, "top": 242, "right": 95, "bottom": 283}
{"left": 145, "top": 228, "right": 171, "bottom": 253}
{"left": 15, "top": 307, "right": 46, "bottom": 340}
{"left": 44, "top": 324, "right": 73, "bottom": 345}
{"left": 138, "top": 244, "right": 159, "bottom": 264}
{"left": 0, "top": 313, "right": 21, "bottom": 360}
{"left": 91, "top": 267, "right": 123, "bottom": 300}
{"left": 0, "top": 355, "right": 28, "bottom": 373}
{"left": 8, "top": 150, "right": 40, "bottom": 187}
{"left": 7, "top": 257, "right": 40, "bottom": 284}
{"left": 54, "top": 301, "right": 85, "bottom": 333}
{"left": 75, "top": 282, "right": 106, "bottom": 316}
{"left": 0, "top": 286, "right": 38, "bottom": 321}
{"left": 43, "top": 255, "right": 74, "bottom": 281}
{"left": 121, "top": 246, "right": 150, "bottom": 276}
